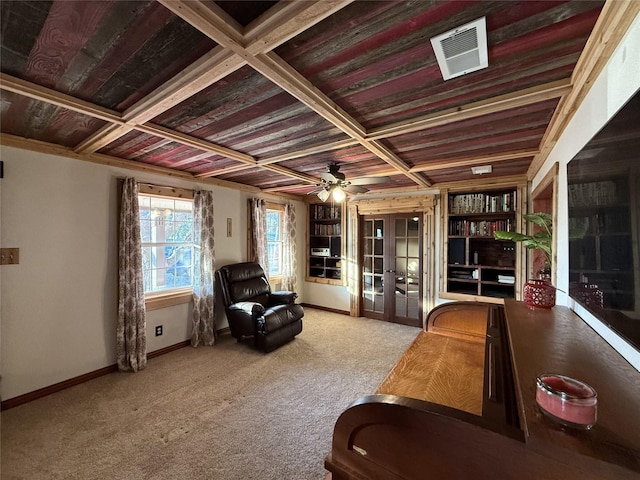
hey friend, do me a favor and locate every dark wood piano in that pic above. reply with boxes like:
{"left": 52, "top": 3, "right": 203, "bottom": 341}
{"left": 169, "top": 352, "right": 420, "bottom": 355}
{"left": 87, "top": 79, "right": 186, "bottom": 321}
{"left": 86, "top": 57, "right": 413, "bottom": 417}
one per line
{"left": 325, "top": 300, "right": 640, "bottom": 479}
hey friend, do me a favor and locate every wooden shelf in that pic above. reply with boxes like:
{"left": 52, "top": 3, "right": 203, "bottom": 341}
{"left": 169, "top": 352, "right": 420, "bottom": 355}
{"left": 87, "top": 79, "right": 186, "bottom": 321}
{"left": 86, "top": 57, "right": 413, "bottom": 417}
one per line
{"left": 307, "top": 202, "right": 344, "bottom": 284}
{"left": 444, "top": 188, "right": 519, "bottom": 300}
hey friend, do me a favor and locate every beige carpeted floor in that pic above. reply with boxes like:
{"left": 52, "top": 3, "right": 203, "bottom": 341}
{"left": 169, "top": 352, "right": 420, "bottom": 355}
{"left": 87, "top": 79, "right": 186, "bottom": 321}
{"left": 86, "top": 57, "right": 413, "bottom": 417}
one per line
{"left": 1, "top": 308, "right": 419, "bottom": 480}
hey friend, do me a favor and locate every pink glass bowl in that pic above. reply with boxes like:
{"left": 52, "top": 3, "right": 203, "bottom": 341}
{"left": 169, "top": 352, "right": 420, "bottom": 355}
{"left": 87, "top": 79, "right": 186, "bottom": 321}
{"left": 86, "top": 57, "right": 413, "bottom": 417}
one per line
{"left": 536, "top": 374, "right": 597, "bottom": 429}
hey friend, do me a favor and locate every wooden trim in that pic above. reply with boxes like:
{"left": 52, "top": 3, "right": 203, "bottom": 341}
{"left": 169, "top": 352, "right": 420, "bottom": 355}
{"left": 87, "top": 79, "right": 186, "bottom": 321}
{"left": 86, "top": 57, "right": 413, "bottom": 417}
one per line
{"left": 438, "top": 291, "right": 506, "bottom": 305}
{"left": 257, "top": 138, "right": 359, "bottom": 166}
{"left": 138, "top": 183, "right": 194, "bottom": 199}
{"left": 0, "top": 336, "right": 262, "bottom": 410}
{"left": 369, "top": 79, "right": 572, "bottom": 140}
{"left": 145, "top": 290, "right": 193, "bottom": 311}
{"left": 0, "top": 364, "right": 119, "bottom": 411}
{"left": 0, "top": 133, "right": 262, "bottom": 194}
{"left": 147, "top": 340, "right": 192, "bottom": 359}
{"left": 300, "top": 303, "right": 350, "bottom": 316}
{"left": 528, "top": 0, "right": 640, "bottom": 179}
{"left": 409, "top": 149, "right": 538, "bottom": 174}
{"left": 244, "top": 0, "right": 354, "bottom": 55}
{"left": 0, "top": 73, "right": 124, "bottom": 124}
{"left": 439, "top": 175, "right": 527, "bottom": 192}
{"left": 139, "top": 123, "right": 255, "bottom": 167}
{"left": 121, "top": 47, "right": 246, "bottom": 125}
{"left": 349, "top": 195, "right": 435, "bottom": 215}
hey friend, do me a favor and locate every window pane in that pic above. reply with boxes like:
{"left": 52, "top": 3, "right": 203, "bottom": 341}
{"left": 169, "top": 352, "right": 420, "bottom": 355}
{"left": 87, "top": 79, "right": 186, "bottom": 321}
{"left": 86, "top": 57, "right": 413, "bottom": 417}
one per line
{"left": 139, "top": 193, "right": 194, "bottom": 294}
{"left": 266, "top": 209, "right": 284, "bottom": 277}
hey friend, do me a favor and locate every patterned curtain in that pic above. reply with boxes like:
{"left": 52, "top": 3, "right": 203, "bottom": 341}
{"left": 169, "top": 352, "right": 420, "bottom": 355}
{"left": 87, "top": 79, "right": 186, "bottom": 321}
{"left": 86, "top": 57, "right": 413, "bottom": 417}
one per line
{"left": 117, "top": 178, "right": 147, "bottom": 372}
{"left": 281, "top": 203, "right": 298, "bottom": 292}
{"left": 192, "top": 190, "right": 216, "bottom": 347}
{"left": 249, "top": 198, "right": 268, "bottom": 274}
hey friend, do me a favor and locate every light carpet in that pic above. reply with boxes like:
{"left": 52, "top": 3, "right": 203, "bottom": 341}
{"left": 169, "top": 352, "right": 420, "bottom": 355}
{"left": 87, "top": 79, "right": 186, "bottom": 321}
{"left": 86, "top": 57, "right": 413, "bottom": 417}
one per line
{"left": 1, "top": 308, "right": 419, "bottom": 480}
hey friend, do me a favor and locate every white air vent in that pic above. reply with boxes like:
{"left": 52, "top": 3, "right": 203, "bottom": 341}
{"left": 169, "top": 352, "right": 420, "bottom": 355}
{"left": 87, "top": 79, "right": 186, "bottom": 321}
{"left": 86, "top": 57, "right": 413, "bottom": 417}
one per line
{"left": 431, "top": 17, "right": 488, "bottom": 80}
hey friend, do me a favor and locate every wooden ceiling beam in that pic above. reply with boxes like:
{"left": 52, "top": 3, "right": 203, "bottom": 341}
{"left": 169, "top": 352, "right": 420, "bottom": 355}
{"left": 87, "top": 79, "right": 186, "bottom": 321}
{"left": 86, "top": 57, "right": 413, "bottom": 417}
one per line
{"left": 257, "top": 138, "right": 358, "bottom": 165}
{"left": 244, "top": 0, "right": 355, "bottom": 55}
{"left": 75, "top": 47, "right": 247, "bottom": 154}
{"left": 121, "top": 46, "right": 246, "bottom": 125}
{"left": 74, "top": 123, "right": 134, "bottom": 154}
{"left": 162, "top": 0, "right": 424, "bottom": 187}
{"left": 262, "top": 163, "right": 320, "bottom": 184}
{"left": 368, "top": 79, "right": 572, "bottom": 140}
{"left": 137, "top": 123, "right": 256, "bottom": 165}
{"left": 0, "top": 73, "right": 123, "bottom": 125}
{"left": 409, "top": 149, "right": 539, "bottom": 173}
{"left": 528, "top": 0, "right": 640, "bottom": 179}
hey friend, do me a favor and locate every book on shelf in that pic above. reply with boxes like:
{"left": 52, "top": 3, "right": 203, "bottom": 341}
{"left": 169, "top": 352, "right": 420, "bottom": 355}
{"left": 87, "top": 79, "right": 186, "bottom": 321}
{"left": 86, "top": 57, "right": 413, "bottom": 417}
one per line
{"left": 449, "top": 191, "right": 516, "bottom": 214}
{"left": 568, "top": 180, "right": 617, "bottom": 207}
{"left": 448, "top": 219, "right": 513, "bottom": 236}
{"left": 498, "top": 275, "right": 515, "bottom": 284}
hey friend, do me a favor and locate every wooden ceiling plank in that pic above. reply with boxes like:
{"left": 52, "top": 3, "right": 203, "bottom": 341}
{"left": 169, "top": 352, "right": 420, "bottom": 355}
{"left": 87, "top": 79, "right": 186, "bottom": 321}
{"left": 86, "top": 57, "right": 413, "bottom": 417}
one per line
{"left": 244, "top": 0, "right": 355, "bottom": 55}
{"left": 528, "top": 0, "right": 640, "bottom": 179}
{"left": 0, "top": 73, "right": 124, "bottom": 125}
{"left": 369, "top": 79, "right": 572, "bottom": 140}
{"left": 409, "top": 149, "right": 539, "bottom": 173}
{"left": 137, "top": 123, "right": 256, "bottom": 165}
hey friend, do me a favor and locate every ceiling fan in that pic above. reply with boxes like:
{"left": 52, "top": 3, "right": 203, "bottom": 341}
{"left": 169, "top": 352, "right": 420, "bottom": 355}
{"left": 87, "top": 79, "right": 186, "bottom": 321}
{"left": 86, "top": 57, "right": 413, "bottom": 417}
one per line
{"left": 311, "top": 163, "right": 390, "bottom": 202}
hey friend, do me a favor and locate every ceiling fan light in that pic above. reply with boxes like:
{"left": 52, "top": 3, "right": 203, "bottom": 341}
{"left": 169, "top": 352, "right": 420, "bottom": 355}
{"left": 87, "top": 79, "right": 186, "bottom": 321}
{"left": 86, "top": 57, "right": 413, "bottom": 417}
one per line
{"left": 332, "top": 186, "right": 346, "bottom": 202}
{"left": 317, "top": 188, "right": 330, "bottom": 202}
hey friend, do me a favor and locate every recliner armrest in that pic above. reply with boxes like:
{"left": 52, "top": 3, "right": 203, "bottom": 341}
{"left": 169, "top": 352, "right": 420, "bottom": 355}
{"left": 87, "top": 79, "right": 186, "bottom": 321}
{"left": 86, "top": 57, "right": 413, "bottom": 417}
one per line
{"left": 229, "top": 301, "right": 266, "bottom": 317}
{"left": 269, "top": 291, "right": 298, "bottom": 305}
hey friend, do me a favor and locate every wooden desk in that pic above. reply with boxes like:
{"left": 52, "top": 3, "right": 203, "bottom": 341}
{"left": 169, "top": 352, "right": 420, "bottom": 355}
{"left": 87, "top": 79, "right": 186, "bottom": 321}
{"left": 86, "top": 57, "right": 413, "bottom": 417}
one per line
{"left": 325, "top": 301, "right": 640, "bottom": 479}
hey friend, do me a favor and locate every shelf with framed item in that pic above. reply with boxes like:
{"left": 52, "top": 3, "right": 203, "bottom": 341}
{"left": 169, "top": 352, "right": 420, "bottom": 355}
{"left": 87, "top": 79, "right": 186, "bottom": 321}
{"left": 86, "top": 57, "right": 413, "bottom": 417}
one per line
{"left": 442, "top": 186, "right": 524, "bottom": 303}
{"left": 307, "top": 201, "right": 345, "bottom": 284}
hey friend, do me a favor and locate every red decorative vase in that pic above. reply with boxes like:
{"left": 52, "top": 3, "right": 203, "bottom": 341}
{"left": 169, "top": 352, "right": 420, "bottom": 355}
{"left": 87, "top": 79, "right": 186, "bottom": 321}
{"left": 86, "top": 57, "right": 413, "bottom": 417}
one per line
{"left": 523, "top": 278, "right": 556, "bottom": 309}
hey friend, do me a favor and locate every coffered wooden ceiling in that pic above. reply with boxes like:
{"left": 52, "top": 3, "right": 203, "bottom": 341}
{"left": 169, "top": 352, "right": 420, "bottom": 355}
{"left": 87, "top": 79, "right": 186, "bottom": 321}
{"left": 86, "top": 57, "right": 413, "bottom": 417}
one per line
{"left": 1, "top": 0, "right": 637, "bottom": 197}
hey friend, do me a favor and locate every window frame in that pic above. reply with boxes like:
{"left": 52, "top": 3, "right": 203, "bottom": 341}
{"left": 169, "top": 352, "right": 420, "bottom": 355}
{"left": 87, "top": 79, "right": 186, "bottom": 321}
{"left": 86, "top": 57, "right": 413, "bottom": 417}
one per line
{"left": 266, "top": 202, "right": 285, "bottom": 282}
{"left": 137, "top": 184, "right": 195, "bottom": 310}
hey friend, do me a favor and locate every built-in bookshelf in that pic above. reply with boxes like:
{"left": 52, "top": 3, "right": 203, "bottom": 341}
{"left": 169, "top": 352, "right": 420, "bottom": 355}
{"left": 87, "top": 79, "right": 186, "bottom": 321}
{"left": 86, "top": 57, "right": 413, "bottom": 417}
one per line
{"left": 307, "top": 202, "right": 343, "bottom": 283}
{"left": 444, "top": 188, "right": 518, "bottom": 301}
{"left": 568, "top": 177, "right": 634, "bottom": 310}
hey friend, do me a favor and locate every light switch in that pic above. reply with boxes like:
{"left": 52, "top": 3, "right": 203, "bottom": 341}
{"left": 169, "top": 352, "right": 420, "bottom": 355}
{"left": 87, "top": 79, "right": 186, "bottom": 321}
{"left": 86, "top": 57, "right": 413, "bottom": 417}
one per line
{"left": 0, "top": 248, "right": 19, "bottom": 265}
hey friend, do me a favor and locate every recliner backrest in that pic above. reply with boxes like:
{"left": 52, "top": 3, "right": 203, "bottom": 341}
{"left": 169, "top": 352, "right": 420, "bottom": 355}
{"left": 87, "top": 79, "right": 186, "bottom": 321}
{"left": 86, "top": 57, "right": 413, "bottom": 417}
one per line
{"left": 219, "top": 262, "right": 271, "bottom": 307}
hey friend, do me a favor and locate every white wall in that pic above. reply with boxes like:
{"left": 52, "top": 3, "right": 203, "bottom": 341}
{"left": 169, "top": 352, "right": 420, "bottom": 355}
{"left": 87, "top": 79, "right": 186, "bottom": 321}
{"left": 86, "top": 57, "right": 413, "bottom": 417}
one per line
{"left": 533, "top": 13, "right": 640, "bottom": 370}
{"left": 0, "top": 146, "right": 306, "bottom": 400}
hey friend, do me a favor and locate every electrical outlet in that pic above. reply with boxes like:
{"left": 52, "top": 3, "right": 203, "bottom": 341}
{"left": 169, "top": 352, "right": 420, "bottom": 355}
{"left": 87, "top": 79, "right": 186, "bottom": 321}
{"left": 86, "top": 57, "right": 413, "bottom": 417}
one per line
{"left": 155, "top": 325, "right": 163, "bottom": 336}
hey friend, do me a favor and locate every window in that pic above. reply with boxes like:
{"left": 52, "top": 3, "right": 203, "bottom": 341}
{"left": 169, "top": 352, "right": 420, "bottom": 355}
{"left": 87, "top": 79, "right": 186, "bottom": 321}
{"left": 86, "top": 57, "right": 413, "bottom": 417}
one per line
{"left": 266, "top": 206, "right": 284, "bottom": 278}
{"left": 138, "top": 194, "right": 194, "bottom": 295}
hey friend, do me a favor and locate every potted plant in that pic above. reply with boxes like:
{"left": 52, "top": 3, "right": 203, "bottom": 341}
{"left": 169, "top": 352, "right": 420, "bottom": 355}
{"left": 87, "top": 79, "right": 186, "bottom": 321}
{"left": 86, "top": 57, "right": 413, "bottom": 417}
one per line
{"left": 493, "top": 212, "right": 555, "bottom": 308}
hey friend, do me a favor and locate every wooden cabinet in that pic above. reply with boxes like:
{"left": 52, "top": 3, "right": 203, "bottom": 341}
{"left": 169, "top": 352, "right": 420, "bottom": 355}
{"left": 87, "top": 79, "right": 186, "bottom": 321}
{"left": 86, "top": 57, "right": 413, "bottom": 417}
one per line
{"left": 444, "top": 188, "right": 519, "bottom": 301}
{"left": 307, "top": 202, "right": 343, "bottom": 283}
{"left": 568, "top": 177, "right": 634, "bottom": 309}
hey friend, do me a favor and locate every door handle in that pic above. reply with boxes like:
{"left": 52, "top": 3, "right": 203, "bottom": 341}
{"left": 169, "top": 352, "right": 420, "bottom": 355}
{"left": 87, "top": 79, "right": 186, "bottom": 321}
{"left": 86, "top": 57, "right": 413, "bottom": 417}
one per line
{"left": 385, "top": 269, "right": 396, "bottom": 273}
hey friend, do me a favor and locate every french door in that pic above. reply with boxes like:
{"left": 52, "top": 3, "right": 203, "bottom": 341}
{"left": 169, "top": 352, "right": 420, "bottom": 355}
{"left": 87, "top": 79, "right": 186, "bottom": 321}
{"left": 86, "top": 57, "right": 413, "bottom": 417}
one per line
{"left": 361, "top": 214, "right": 422, "bottom": 327}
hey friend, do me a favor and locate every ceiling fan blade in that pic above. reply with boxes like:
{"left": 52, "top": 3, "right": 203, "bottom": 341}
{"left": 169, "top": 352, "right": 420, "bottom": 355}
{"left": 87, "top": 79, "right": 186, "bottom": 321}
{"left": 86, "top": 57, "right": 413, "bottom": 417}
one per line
{"left": 320, "top": 172, "right": 339, "bottom": 183}
{"left": 349, "top": 176, "right": 391, "bottom": 186}
{"left": 344, "top": 184, "right": 369, "bottom": 194}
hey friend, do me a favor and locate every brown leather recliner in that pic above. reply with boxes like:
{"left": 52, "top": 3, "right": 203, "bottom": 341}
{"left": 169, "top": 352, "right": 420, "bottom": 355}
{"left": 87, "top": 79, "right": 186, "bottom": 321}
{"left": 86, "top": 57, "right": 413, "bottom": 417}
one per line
{"left": 216, "top": 262, "right": 304, "bottom": 352}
